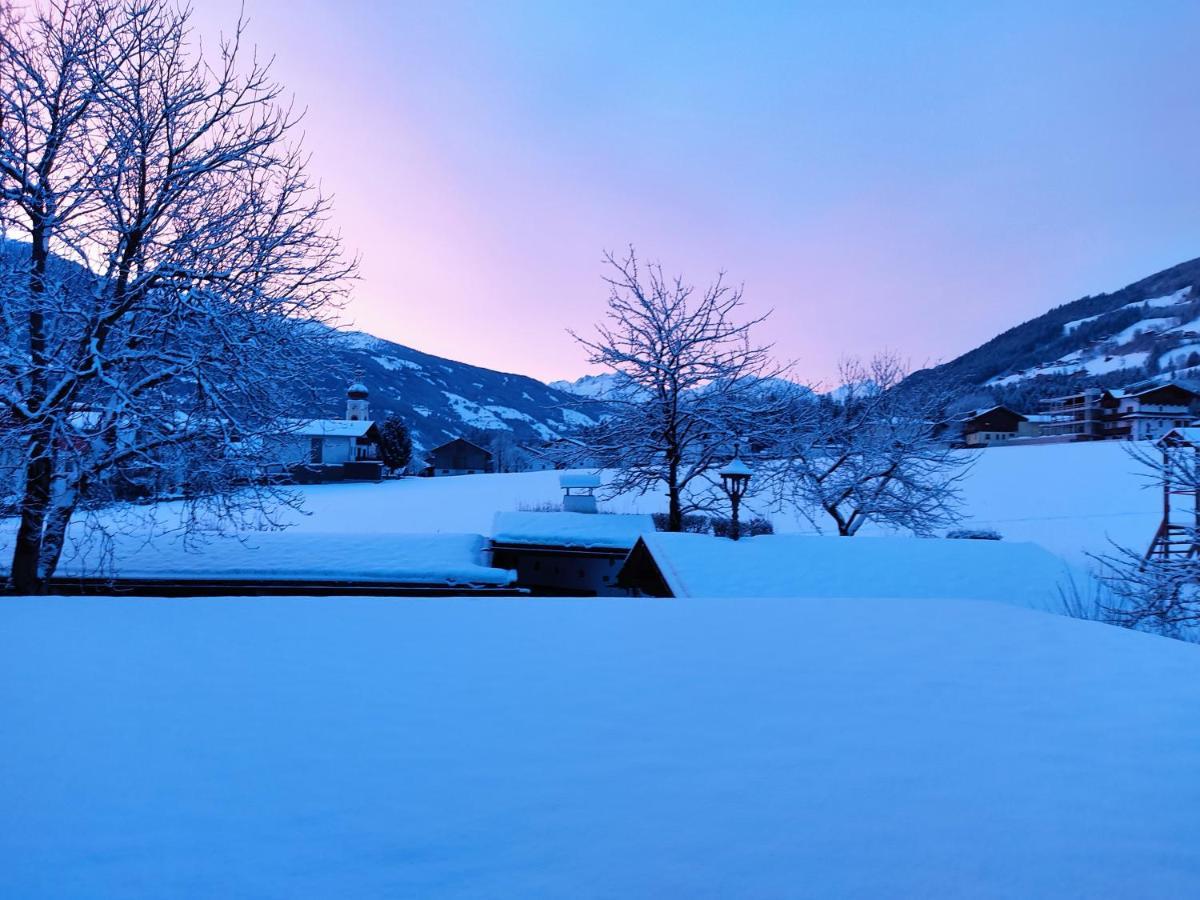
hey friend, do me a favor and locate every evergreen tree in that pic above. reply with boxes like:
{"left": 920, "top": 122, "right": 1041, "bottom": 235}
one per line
{"left": 378, "top": 415, "right": 413, "bottom": 472}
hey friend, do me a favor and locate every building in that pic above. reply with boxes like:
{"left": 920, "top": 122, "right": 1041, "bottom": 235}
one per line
{"left": 1111, "top": 383, "right": 1200, "bottom": 441}
{"left": 1038, "top": 382, "right": 1199, "bottom": 442}
{"left": 425, "top": 438, "right": 493, "bottom": 476}
{"left": 960, "top": 406, "right": 1040, "bottom": 446}
{"left": 617, "top": 532, "right": 1073, "bottom": 602}
{"left": 273, "top": 381, "right": 383, "bottom": 481}
{"left": 490, "top": 509, "right": 654, "bottom": 595}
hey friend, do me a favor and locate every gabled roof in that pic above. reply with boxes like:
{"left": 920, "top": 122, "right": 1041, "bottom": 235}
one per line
{"left": 289, "top": 419, "right": 376, "bottom": 438}
{"left": 1127, "top": 381, "right": 1200, "bottom": 401}
{"left": 429, "top": 437, "right": 493, "bottom": 458}
{"left": 1158, "top": 427, "right": 1200, "bottom": 448}
{"left": 619, "top": 532, "right": 1073, "bottom": 604}
{"left": 491, "top": 511, "right": 654, "bottom": 551}
{"left": 961, "top": 405, "right": 1028, "bottom": 423}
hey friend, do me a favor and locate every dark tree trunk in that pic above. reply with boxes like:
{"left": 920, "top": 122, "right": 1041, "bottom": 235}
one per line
{"left": 10, "top": 430, "right": 52, "bottom": 593}
{"left": 9, "top": 227, "right": 51, "bottom": 593}
{"left": 667, "top": 455, "right": 682, "bottom": 531}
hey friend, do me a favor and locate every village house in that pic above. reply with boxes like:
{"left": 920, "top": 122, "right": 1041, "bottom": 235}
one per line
{"left": 960, "top": 406, "right": 1041, "bottom": 446}
{"left": 424, "top": 438, "right": 494, "bottom": 476}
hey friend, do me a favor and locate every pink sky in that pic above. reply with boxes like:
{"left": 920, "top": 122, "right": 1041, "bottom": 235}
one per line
{"left": 194, "top": 1, "right": 1200, "bottom": 385}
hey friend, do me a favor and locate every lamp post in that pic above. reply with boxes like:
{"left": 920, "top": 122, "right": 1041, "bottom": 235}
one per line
{"left": 719, "top": 449, "right": 754, "bottom": 541}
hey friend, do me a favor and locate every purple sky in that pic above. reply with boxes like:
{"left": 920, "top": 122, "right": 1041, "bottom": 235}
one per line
{"left": 195, "top": 1, "right": 1200, "bottom": 385}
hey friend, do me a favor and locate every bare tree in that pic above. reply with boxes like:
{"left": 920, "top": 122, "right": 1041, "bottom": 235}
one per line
{"left": 1, "top": 0, "right": 354, "bottom": 592}
{"left": 775, "top": 352, "right": 971, "bottom": 536}
{"left": 565, "top": 247, "right": 792, "bottom": 531}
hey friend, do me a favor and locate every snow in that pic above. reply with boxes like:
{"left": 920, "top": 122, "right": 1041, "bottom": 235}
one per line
{"left": 1082, "top": 350, "right": 1149, "bottom": 375}
{"left": 559, "top": 472, "right": 601, "bottom": 488}
{"left": 492, "top": 512, "right": 654, "bottom": 549}
{"left": 1127, "top": 287, "right": 1191, "bottom": 310}
{"left": 1107, "top": 316, "right": 1176, "bottom": 345}
{"left": 636, "top": 532, "right": 1073, "bottom": 605}
{"left": 718, "top": 456, "right": 754, "bottom": 477}
{"left": 951, "top": 440, "right": 1156, "bottom": 563}
{"left": 548, "top": 372, "right": 631, "bottom": 399}
{"left": 557, "top": 407, "right": 598, "bottom": 427}
{"left": 2, "top": 442, "right": 1158, "bottom": 576}
{"left": 1062, "top": 312, "right": 1102, "bottom": 334}
{"left": 1161, "top": 343, "right": 1200, "bottom": 367}
{"left": 288, "top": 418, "right": 375, "bottom": 438}
{"left": 440, "top": 392, "right": 515, "bottom": 431}
{"left": 2, "top": 594, "right": 1199, "bottom": 897}
{"left": 0, "top": 531, "right": 514, "bottom": 586}
{"left": 372, "top": 355, "right": 422, "bottom": 372}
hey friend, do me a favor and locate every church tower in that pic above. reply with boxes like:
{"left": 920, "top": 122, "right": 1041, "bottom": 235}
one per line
{"left": 346, "top": 379, "right": 370, "bottom": 421}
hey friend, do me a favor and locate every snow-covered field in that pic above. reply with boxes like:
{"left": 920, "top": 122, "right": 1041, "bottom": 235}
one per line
{"left": 281, "top": 441, "right": 1159, "bottom": 564}
{"left": 0, "top": 439, "right": 1158, "bottom": 581}
{"left": 2, "top": 594, "right": 1199, "bottom": 898}
{"left": 245, "top": 440, "right": 1162, "bottom": 564}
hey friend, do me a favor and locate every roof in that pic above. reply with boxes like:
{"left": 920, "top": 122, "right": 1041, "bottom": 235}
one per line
{"left": 11, "top": 532, "right": 514, "bottom": 586}
{"left": 1128, "top": 381, "right": 1200, "bottom": 400}
{"left": 559, "top": 472, "right": 601, "bottom": 489}
{"left": 962, "top": 405, "right": 1028, "bottom": 423}
{"left": 289, "top": 419, "right": 376, "bottom": 438}
{"left": 491, "top": 511, "right": 655, "bottom": 550}
{"left": 429, "top": 437, "right": 493, "bottom": 458}
{"left": 1158, "top": 427, "right": 1200, "bottom": 447}
{"left": 621, "top": 533, "right": 1073, "bottom": 604}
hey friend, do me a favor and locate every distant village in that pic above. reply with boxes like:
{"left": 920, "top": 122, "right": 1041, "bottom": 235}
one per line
{"left": 958, "top": 381, "right": 1200, "bottom": 447}
{"left": 283, "top": 378, "right": 1200, "bottom": 493}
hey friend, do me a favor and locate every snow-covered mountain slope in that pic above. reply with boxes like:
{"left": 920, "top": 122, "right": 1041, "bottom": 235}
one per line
{"left": 320, "top": 331, "right": 602, "bottom": 451}
{"left": 548, "top": 372, "right": 636, "bottom": 400}
{"left": 920, "top": 256, "right": 1200, "bottom": 399}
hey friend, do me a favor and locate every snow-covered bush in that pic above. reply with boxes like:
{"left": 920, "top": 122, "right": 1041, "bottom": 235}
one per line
{"left": 711, "top": 516, "right": 774, "bottom": 538}
{"left": 517, "top": 502, "right": 563, "bottom": 513}
{"left": 652, "top": 512, "right": 710, "bottom": 534}
{"left": 946, "top": 528, "right": 1003, "bottom": 541}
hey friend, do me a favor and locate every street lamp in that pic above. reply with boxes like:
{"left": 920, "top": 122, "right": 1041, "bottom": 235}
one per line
{"left": 719, "top": 447, "right": 754, "bottom": 541}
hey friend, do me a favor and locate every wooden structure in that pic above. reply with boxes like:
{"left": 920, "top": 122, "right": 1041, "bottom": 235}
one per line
{"left": 1145, "top": 427, "right": 1200, "bottom": 561}
{"left": 489, "top": 511, "right": 654, "bottom": 595}
{"left": 425, "top": 438, "right": 494, "bottom": 476}
{"left": 961, "top": 406, "right": 1033, "bottom": 446}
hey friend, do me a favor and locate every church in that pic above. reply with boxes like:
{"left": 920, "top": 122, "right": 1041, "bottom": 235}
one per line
{"left": 274, "top": 380, "right": 384, "bottom": 482}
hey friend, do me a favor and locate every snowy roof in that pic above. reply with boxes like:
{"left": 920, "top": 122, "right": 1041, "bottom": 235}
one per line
{"left": 625, "top": 533, "right": 1072, "bottom": 604}
{"left": 719, "top": 457, "right": 754, "bottom": 477}
{"left": 559, "top": 472, "right": 601, "bottom": 489}
{"left": 1159, "top": 427, "right": 1200, "bottom": 447}
{"left": 491, "top": 511, "right": 655, "bottom": 550}
{"left": 13, "top": 532, "right": 513, "bottom": 586}
{"left": 290, "top": 419, "right": 375, "bottom": 438}
{"left": 962, "top": 405, "right": 1027, "bottom": 422}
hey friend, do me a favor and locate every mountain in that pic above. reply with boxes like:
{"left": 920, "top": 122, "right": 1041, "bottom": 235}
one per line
{"left": 547, "top": 373, "right": 632, "bottom": 400}
{"left": 317, "top": 331, "right": 602, "bottom": 453}
{"left": 918, "top": 256, "right": 1200, "bottom": 405}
